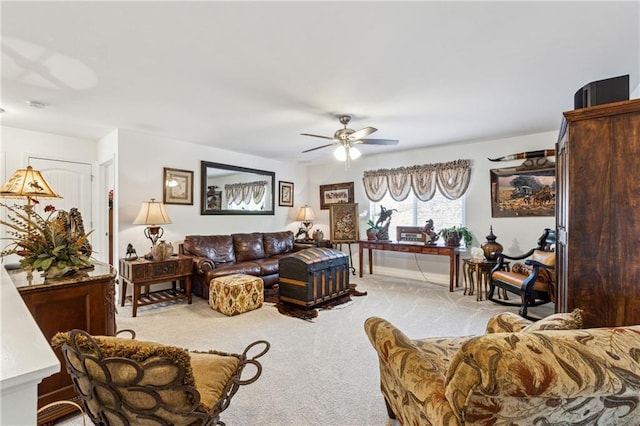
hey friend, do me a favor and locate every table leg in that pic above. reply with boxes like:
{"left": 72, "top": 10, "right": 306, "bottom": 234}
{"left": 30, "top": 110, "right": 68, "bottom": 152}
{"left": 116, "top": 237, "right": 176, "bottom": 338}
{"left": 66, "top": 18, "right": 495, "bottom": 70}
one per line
{"left": 347, "top": 243, "right": 356, "bottom": 276}
{"left": 186, "top": 277, "right": 192, "bottom": 304}
{"left": 358, "top": 245, "right": 364, "bottom": 278}
{"left": 449, "top": 253, "right": 454, "bottom": 292}
{"left": 477, "top": 269, "right": 483, "bottom": 301}
{"left": 133, "top": 284, "right": 140, "bottom": 317}
{"left": 465, "top": 264, "right": 475, "bottom": 296}
{"left": 455, "top": 252, "right": 460, "bottom": 288}
{"left": 463, "top": 263, "right": 469, "bottom": 295}
{"left": 368, "top": 248, "right": 373, "bottom": 275}
{"left": 120, "top": 279, "right": 127, "bottom": 307}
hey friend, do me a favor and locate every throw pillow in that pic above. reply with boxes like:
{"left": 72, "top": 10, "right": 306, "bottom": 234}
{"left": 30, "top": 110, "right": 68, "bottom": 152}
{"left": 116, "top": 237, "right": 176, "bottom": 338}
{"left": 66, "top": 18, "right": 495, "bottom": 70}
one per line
{"left": 521, "top": 308, "right": 584, "bottom": 332}
{"left": 511, "top": 262, "right": 553, "bottom": 283}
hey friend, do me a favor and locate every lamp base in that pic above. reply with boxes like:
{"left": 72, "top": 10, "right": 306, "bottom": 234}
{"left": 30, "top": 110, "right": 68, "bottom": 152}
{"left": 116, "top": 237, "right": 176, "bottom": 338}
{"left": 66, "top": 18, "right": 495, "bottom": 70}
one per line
{"left": 144, "top": 226, "right": 164, "bottom": 246}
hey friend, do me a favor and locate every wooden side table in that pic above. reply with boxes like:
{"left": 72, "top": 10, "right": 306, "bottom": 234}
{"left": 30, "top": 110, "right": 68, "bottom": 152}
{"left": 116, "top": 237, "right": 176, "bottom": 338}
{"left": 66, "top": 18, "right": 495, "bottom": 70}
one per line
{"left": 295, "top": 239, "right": 333, "bottom": 248}
{"left": 119, "top": 255, "right": 193, "bottom": 317}
{"left": 463, "top": 258, "right": 510, "bottom": 301}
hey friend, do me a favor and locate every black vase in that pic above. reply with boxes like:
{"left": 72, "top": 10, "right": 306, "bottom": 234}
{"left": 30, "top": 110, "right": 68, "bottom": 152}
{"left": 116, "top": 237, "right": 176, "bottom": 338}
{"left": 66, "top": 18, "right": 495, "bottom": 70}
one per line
{"left": 481, "top": 226, "right": 503, "bottom": 261}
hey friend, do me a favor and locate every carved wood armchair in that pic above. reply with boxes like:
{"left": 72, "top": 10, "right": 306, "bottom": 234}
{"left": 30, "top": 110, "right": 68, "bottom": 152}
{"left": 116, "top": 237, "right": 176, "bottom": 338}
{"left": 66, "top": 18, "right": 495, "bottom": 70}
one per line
{"left": 52, "top": 329, "right": 269, "bottom": 426}
{"left": 487, "top": 228, "right": 555, "bottom": 319}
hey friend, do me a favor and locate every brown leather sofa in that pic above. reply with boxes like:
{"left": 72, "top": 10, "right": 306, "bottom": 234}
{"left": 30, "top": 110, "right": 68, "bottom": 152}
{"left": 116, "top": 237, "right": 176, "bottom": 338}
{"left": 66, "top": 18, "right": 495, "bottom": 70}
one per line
{"left": 180, "top": 231, "right": 305, "bottom": 298}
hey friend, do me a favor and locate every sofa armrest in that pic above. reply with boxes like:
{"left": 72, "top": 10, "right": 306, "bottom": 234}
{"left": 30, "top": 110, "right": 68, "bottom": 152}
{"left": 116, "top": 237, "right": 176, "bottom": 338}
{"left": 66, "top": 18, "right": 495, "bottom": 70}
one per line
{"left": 484, "top": 312, "right": 533, "bottom": 333}
{"left": 364, "top": 317, "right": 460, "bottom": 424}
{"left": 181, "top": 254, "right": 214, "bottom": 275}
{"left": 445, "top": 326, "right": 640, "bottom": 423}
{"left": 292, "top": 243, "right": 309, "bottom": 252}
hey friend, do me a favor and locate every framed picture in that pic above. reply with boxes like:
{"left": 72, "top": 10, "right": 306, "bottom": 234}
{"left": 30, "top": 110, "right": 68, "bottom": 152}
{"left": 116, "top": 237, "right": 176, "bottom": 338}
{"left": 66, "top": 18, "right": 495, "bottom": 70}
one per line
{"left": 490, "top": 161, "right": 556, "bottom": 217}
{"left": 278, "top": 181, "right": 294, "bottom": 207}
{"left": 163, "top": 167, "right": 194, "bottom": 205}
{"left": 319, "top": 181, "right": 354, "bottom": 210}
{"left": 329, "top": 203, "right": 359, "bottom": 243}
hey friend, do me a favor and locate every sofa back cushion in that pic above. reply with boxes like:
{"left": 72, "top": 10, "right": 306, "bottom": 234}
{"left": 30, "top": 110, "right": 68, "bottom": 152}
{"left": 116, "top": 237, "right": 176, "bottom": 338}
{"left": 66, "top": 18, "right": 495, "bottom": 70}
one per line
{"left": 445, "top": 325, "right": 640, "bottom": 424}
{"left": 184, "top": 235, "right": 236, "bottom": 264}
{"left": 263, "top": 231, "right": 294, "bottom": 257}
{"left": 233, "top": 233, "right": 266, "bottom": 261}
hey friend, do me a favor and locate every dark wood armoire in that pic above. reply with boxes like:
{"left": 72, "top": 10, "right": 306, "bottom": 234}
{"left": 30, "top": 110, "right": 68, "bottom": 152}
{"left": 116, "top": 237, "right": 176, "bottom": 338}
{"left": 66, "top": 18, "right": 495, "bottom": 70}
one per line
{"left": 556, "top": 98, "right": 640, "bottom": 328}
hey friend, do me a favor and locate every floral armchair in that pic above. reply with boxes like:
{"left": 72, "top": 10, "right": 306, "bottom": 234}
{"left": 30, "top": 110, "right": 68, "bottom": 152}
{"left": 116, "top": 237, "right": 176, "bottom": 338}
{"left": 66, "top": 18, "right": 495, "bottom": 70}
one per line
{"left": 365, "top": 310, "right": 640, "bottom": 425}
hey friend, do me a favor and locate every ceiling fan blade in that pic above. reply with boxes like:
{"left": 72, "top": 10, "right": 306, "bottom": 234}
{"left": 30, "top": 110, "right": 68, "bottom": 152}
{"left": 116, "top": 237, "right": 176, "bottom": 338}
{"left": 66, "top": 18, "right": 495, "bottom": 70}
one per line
{"left": 300, "top": 133, "right": 336, "bottom": 141}
{"left": 359, "top": 138, "right": 399, "bottom": 145}
{"left": 348, "top": 126, "right": 377, "bottom": 141}
{"left": 302, "top": 142, "right": 338, "bottom": 153}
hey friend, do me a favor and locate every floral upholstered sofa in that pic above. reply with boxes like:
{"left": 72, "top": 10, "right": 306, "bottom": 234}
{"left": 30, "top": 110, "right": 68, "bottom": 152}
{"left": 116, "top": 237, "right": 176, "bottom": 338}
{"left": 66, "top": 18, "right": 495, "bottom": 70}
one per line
{"left": 365, "top": 310, "right": 640, "bottom": 425}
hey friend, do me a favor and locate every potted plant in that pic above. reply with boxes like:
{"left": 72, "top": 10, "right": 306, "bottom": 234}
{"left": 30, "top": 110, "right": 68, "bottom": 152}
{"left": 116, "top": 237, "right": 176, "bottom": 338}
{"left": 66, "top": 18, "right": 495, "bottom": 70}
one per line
{"left": 439, "top": 225, "right": 473, "bottom": 247}
{"left": 366, "top": 220, "right": 380, "bottom": 241}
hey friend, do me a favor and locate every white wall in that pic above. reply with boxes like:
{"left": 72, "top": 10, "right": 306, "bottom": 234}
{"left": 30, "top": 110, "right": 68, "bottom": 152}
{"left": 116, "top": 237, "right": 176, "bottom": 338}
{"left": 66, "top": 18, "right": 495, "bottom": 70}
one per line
{"left": 116, "top": 129, "right": 308, "bottom": 257}
{"left": 307, "top": 131, "right": 558, "bottom": 283}
{"left": 0, "top": 126, "right": 99, "bottom": 264}
{"left": 0, "top": 126, "right": 97, "bottom": 180}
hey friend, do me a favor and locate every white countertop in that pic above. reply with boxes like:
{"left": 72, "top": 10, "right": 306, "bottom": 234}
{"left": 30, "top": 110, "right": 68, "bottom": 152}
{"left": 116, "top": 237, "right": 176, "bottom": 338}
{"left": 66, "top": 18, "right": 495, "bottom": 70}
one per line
{"left": 0, "top": 265, "right": 60, "bottom": 390}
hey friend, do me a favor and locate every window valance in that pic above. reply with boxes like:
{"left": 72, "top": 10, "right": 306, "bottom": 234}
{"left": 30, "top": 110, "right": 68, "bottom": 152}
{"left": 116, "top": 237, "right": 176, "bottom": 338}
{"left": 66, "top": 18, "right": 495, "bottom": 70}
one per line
{"left": 362, "top": 159, "right": 471, "bottom": 202}
{"left": 225, "top": 181, "right": 268, "bottom": 206}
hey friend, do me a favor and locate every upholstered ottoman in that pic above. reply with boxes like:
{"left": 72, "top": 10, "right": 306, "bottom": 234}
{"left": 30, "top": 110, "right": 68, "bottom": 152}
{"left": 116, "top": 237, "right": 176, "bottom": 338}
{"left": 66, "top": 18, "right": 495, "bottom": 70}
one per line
{"left": 209, "top": 274, "right": 264, "bottom": 316}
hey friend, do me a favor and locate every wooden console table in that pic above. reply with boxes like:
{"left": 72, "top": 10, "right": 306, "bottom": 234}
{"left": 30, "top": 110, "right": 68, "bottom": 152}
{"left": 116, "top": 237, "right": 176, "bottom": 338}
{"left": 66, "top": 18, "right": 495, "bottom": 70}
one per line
{"left": 119, "top": 255, "right": 193, "bottom": 317}
{"left": 358, "top": 240, "right": 460, "bottom": 291}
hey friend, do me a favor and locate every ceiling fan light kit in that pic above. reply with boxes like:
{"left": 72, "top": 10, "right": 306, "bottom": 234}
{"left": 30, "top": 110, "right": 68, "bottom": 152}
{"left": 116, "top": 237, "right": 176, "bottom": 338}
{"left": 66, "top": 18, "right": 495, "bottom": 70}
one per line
{"left": 333, "top": 145, "right": 361, "bottom": 161}
{"left": 301, "top": 114, "right": 399, "bottom": 167}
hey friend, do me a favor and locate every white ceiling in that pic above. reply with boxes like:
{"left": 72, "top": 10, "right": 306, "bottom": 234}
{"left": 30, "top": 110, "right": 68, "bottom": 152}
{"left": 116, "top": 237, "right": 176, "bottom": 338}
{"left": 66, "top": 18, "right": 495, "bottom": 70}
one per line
{"left": 1, "top": 1, "right": 638, "bottom": 165}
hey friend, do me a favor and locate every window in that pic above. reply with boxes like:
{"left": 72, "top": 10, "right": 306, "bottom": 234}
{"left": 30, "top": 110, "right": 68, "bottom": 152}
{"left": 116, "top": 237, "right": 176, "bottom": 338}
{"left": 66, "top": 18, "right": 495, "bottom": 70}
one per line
{"left": 370, "top": 192, "right": 465, "bottom": 231}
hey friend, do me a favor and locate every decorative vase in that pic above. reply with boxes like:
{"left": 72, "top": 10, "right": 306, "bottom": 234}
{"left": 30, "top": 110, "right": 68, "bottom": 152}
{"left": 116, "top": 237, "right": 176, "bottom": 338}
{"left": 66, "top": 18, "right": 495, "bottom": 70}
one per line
{"left": 43, "top": 265, "right": 78, "bottom": 280}
{"left": 445, "top": 234, "right": 462, "bottom": 246}
{"left": 366, "top": 230, "right": 378, "bottom": 241}
{"left": 155, "top": 240, "right": 173, "bottom": 261}
{"left": 313, "top": 230, "right": 324, "bottom": 242}
{"left": 481, "top": 226, "right": 503, "bottom": 261}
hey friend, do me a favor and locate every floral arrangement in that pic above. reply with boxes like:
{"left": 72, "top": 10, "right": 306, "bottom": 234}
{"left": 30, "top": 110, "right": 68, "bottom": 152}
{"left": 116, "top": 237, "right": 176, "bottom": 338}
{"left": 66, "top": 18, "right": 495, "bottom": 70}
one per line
{"left": 1, "top": 202, "right": 93, "bottom": 277}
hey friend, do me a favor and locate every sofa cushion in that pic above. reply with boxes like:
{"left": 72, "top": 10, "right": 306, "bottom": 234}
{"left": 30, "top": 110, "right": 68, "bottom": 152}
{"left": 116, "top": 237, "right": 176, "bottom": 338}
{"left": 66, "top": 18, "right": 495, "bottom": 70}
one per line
{"left": 253, "top": 258, "right": 280, "bottom": 276}
{"left": 184, "top": 235, "right": 236, "bottom": 264}
{"left": 233, "top": 233, "right": 266, "bottom": 262}
{"left": 206, "top": 262, "right": 262, "bottom": 279}
{"left": 263, "top": 231, "right": 294, "bottom": 257}
{"left": 521, "top": 308, "right": 583, "bottom": 332}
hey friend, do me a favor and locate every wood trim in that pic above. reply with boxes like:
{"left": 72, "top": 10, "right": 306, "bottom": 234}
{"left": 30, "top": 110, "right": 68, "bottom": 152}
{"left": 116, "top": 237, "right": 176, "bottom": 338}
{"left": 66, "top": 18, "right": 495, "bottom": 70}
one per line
{"left": 563, "top": 98, "right": 640, "bottom": 122}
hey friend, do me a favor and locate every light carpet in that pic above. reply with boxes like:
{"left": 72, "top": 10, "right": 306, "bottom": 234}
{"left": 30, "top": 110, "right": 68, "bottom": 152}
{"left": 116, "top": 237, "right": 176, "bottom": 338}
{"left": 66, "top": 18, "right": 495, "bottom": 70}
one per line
{"left": 57, "top": 274, "right": 553, "bottom": 426}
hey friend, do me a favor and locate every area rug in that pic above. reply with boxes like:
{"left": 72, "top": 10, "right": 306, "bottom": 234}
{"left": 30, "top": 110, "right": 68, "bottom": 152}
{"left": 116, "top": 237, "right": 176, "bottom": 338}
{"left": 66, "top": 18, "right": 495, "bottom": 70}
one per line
{"left": 264, "top": 283, "right": 367, "bottom": 322}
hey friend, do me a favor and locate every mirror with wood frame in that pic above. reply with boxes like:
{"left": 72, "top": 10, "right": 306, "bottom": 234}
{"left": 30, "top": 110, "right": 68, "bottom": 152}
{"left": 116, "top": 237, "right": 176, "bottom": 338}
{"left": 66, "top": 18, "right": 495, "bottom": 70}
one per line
{"left": 200, "top": 161, "right": 275, "bottom": 215}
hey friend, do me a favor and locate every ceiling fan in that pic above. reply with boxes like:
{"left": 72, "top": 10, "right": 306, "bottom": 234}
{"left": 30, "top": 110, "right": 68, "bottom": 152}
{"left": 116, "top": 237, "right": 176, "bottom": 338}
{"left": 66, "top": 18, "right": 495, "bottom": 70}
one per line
{"left": 301, "top": 115, "right": 399, "bottom": 165}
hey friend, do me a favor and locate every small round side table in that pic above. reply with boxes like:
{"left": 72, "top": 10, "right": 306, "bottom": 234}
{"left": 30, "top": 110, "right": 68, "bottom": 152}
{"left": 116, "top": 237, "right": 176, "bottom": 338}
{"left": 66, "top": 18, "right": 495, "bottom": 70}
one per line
{"left": 462, "top": 258, "right": 510, "bottom": 301}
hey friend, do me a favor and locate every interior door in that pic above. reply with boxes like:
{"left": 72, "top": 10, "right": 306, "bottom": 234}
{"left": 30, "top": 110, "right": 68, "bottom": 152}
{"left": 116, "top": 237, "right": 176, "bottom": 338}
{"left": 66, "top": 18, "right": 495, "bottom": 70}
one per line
{"left": 28, "top": 157, "right": 93, "bottom": 246}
